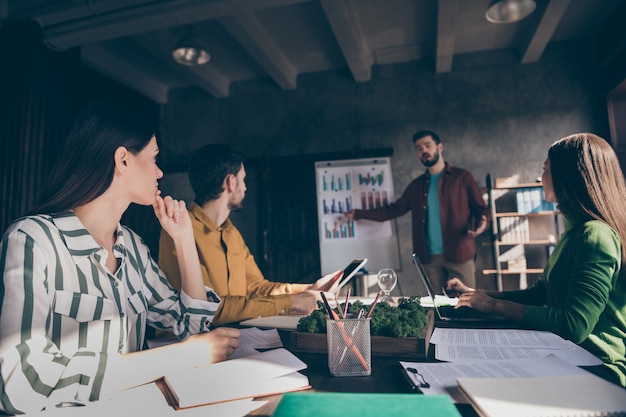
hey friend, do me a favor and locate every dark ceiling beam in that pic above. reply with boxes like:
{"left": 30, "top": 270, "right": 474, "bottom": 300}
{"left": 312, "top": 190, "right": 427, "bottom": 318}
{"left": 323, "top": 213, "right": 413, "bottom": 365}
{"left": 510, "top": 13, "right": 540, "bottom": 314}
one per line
{"left": 81, "top": 43, "right": 171, "bottom": 103}
{"left": 521, "top": 0, "right": 571, "bottom": 64}
{"left": 37, "top": 0, "right": 311, "bottom": 50}
{"left": 132, "top": 34, "right": 231, "bottom": 99}
{"left": 320, "top": 0, "right": 372, "bottom": 82}
{"left": 436, "top": 0, "right": 457, "bottom": 74}
{"left": 20, "top": 0, "right": 153, "bottom": 26}
{"left": 220, "top": 13, "right": 298, "bottom": 90}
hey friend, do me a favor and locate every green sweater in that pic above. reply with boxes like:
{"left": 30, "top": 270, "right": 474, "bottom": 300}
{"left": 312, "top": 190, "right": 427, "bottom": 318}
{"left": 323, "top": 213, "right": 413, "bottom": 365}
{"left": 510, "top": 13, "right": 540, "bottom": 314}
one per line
{"left": 502, "top": 219, "right": 626, "bottom": 387}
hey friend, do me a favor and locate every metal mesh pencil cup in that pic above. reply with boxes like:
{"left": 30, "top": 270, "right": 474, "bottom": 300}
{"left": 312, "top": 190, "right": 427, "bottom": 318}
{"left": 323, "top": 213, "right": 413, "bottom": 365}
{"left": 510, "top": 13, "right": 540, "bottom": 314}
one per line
{"left": 326, "top": 318, "right": 371, "bottom": 377}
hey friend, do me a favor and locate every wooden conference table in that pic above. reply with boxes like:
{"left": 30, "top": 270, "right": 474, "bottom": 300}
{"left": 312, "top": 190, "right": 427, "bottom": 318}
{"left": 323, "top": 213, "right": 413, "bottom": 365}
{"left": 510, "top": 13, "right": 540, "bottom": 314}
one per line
{"left": 245, "top": 320, "right": 482, "bottom": 417}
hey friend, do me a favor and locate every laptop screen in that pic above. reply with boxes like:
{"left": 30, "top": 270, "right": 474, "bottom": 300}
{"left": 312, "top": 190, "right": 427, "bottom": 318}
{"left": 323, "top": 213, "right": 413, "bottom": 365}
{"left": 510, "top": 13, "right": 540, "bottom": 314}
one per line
{"left": 411, "top": 253, "right": 446, "bottom": 320}
{"left": 411, "top": 253, "right": 507, "bottom": 323}
{"left": 412, "top": 253, "right": 438, "bottom": 301}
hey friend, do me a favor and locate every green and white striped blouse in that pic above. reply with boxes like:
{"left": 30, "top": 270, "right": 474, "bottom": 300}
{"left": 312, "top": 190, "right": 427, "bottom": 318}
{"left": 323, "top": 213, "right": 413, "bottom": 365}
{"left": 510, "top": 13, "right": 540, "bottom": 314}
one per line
{"left": 0, "top": 211, "right": 220, "bottom": 414}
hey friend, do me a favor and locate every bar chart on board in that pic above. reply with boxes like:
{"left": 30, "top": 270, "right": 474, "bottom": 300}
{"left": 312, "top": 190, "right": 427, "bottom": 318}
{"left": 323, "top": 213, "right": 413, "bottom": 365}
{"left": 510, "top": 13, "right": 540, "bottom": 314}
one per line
{"left": 315, "top": 157, "right": 401, "bottom": 274}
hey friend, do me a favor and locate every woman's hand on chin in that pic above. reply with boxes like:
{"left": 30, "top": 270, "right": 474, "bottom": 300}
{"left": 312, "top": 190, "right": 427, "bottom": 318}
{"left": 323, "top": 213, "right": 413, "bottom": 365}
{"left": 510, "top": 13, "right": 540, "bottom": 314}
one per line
{"left": 153, "top": 195, "right": 192, "bottom": 241}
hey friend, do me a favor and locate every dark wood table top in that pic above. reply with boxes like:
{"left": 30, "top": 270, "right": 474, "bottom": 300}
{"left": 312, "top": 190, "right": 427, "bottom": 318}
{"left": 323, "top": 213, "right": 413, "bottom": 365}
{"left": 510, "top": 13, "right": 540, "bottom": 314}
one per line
{"left": 248, "top": 329, "right": 480, "bottom": 417}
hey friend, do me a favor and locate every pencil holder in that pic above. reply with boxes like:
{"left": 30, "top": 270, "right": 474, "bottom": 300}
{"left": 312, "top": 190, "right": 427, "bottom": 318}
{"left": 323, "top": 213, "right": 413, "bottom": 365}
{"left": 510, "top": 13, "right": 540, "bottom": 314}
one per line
{"left": 327, "top": 318, "right": 371, "bottom": 377}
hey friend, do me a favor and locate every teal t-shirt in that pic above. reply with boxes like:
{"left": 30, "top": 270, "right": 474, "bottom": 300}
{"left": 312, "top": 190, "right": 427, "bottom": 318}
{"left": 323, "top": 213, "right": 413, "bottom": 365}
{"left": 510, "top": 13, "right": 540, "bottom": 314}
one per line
{"left": 426, "top": 172, "right": 443, "bottom": 255}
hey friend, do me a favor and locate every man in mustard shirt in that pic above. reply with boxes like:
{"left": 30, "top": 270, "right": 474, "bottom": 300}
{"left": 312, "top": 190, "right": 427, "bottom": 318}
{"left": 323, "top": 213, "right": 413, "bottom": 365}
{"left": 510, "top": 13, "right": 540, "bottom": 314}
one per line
{"left": 159, "top": 144, "right": 339, "bottom": 325}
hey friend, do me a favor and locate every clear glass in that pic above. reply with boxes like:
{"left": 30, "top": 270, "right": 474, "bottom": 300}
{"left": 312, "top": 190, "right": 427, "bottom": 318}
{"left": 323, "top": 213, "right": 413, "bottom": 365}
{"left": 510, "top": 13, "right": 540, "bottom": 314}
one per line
{"left": 377, "top": 268, "right": 397, "bottom": 304}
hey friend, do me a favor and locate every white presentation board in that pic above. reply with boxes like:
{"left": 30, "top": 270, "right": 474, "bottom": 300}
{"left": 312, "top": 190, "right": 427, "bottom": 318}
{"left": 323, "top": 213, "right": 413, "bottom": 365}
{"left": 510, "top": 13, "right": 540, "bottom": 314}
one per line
{"left": 315, "top": 157, "right": 402, "bottom": 274}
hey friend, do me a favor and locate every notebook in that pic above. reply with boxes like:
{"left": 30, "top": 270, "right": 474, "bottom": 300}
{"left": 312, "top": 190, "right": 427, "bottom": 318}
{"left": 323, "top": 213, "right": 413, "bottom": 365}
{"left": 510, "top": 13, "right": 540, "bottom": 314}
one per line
{"left": 457, "top": 373, "right": 626, "bottom": 417}
{"left": 161, "top": 348, "right": 310, "bottom": 409}
{"left": 272, "top": 392, "right": 462, "bottom": 417}
{"left": 411, "top": 253, "right": 507, "bottom": 322}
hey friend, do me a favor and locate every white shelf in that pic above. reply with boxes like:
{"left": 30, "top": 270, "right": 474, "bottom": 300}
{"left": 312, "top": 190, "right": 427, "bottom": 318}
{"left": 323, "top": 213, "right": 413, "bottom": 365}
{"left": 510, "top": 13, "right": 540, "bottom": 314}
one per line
{"left": 486, "top": 174, "right": 561, "bottom": 291}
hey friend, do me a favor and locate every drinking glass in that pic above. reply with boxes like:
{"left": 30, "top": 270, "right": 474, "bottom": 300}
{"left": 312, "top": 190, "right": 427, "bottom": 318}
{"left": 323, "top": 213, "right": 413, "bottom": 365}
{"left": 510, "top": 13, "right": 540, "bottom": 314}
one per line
{"left": 377, "top": 268, "right": 397, "bottom": 304}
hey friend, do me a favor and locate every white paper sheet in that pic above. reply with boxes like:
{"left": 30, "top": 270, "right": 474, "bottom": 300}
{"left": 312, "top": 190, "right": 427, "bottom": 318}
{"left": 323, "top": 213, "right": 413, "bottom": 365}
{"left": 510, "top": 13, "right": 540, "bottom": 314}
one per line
{"left": 429, "top": 328, "right": 602, "bottom": 366}
{"left": 430, "top": 328, "right": 572, "bottom": 349}
{"left": 32, "top": 383, "right": 267, "bottom": 417}
{"left": 399, "top": 354, "right": 589, "bottom": 403}
{"left": 419, "top": 295, "right": 458, "bottom": 307}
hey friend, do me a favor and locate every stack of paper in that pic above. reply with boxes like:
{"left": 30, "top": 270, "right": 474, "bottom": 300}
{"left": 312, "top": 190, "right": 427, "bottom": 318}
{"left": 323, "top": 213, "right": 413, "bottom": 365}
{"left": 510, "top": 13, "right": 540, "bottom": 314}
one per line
{"left": 162, "top": 348, "right": 310, "bottom": 409}
{"left": 429, "top": 328, "right": 603, "bottom": 366}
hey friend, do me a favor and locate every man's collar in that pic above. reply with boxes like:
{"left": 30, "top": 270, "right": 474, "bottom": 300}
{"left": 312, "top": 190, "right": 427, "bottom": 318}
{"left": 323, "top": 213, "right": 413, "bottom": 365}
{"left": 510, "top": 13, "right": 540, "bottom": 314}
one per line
{"left": 425, "top": 162, "right": 451, "bottom": 176}
{"left": 190, "top": 201, "right": 232, "bottom": 232}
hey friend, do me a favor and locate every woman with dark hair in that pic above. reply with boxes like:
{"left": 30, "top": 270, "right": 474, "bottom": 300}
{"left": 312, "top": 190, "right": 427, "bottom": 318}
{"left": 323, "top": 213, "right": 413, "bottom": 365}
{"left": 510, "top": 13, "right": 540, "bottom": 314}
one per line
{"left": 0, "top": 102, "right": 239, "bottom": 414}
{"left": 446, "top": 133, "right": 626, "bottom": 388}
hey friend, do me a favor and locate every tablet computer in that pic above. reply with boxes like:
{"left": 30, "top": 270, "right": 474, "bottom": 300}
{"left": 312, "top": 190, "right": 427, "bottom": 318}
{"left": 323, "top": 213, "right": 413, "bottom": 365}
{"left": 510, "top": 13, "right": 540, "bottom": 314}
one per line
{"left": 335, "top": 258, "right": 368, "bottom": 292}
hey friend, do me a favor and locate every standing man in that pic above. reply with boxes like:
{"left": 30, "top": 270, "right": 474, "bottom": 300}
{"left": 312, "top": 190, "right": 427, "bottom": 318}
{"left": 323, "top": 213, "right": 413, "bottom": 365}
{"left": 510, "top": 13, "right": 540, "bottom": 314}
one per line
{"left": 346, "top": 130, "right": 489, "bottom": 291}
{"left": 159, "top": 144, "right": 338, "bottom": 326}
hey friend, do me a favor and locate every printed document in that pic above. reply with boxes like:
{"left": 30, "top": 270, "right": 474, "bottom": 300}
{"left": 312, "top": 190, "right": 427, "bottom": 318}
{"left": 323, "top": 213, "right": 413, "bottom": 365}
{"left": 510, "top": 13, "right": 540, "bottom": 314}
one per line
{"left": 400, "top": 354, "right": 589, "bottom": 403}
{"left": 430, "top": 328, "right": 602, "bottom": 366}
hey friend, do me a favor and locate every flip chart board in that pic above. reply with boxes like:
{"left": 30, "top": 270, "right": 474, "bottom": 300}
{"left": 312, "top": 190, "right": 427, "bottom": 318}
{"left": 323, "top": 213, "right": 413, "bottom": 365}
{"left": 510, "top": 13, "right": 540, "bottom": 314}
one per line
{"left": 315, "top": 157, "right": 401, "bottom": 274}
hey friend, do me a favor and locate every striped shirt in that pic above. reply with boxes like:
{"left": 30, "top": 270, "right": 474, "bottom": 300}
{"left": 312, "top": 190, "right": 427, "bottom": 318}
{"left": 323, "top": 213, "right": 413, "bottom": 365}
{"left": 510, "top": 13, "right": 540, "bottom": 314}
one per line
{"left": 0, "top": 212, "right": 220, "bottom": 414}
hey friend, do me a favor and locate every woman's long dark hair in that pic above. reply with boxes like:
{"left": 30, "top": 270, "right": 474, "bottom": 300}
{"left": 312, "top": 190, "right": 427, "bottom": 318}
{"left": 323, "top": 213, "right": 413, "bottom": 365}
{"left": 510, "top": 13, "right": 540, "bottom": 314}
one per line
{"left": 549, "top": 133, "right": 626, "bottom": 264}
{"left": 31, "top": 102, "right": 155, "bottom": 215}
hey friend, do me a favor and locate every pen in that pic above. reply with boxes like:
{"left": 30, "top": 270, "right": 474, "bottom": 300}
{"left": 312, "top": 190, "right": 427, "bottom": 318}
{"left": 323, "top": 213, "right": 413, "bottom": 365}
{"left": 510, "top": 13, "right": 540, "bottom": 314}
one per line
{"left": 343, "top": 288, "right": 350, "bottom": 318}
{"left": 320, "top": 292, "right": 336, "bottom": 319}
{"left": 321, "top": 290, "right": 344, "bottom": 319}
{"left": 365, "top": 291, "right": 382, "bottom": 318}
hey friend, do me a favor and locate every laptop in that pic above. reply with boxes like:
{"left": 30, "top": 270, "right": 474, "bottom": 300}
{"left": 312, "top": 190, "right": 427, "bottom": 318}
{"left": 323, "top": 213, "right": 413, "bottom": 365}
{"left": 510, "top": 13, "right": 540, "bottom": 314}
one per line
{"left": 411, "top": 253, "right": 508, "bottom": 323}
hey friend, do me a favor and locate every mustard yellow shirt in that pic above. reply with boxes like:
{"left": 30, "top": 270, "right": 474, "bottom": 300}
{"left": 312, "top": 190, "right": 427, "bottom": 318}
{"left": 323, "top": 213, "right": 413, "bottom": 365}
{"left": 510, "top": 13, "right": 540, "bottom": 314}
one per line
{"left": 158, "top": 202, "right": 309, "bottom": 325}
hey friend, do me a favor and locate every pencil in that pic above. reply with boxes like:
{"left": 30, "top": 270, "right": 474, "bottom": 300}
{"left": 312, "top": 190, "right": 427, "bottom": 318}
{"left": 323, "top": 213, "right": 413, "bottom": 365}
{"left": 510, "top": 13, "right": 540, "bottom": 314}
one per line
{"left": 343, "top": 288, "right": 351, "bottom": 318}
{"left": 365, "top": 291, "right": 382, "bottom": 319}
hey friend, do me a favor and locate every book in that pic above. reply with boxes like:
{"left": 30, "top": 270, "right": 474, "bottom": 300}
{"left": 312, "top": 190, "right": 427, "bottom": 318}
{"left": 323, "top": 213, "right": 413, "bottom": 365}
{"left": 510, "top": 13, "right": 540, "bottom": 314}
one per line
{"left": 271, "top": 392, "right": 462, "bottom": 417}
{"left": 161, "top": 348, "right": 311, "bottom": 409}
{"left": 457, "top": 373, "right": 626, "bottom": 417}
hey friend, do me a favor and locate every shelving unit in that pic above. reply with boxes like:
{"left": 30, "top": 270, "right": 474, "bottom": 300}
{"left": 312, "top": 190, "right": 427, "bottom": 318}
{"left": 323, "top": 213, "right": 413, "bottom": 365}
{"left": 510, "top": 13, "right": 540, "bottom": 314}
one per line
{"left": 484, "top": 174, "right": 562, "bottom": 291}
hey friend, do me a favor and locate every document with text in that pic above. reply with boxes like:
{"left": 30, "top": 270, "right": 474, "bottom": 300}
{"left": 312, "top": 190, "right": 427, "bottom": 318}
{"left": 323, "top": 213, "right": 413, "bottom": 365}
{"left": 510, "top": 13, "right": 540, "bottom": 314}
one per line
{"left": 430, "top": 328, "right": 602, "bottom": 366}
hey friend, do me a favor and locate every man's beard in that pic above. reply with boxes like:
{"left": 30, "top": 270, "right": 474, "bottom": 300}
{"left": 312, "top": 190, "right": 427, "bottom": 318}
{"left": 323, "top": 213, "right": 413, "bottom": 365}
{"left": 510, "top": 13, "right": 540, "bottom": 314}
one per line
{"left": 421, "top": 150, "right": 440, "bottom": 167}
{"left": 228, "top": 195, "right": 244, "bottom": 211}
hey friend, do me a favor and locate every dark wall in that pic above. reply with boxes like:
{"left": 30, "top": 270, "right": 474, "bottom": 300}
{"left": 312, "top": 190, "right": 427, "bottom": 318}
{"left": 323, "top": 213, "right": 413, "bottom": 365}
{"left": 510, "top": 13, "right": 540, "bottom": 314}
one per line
{"left": 0, "top": 20, "right": 617, "bottom": 295}
{"left": 158, "top": 39, "right": 611, "bottom": 294}
{"left": 0, "top": 21, "right": 160, "bottom": 252}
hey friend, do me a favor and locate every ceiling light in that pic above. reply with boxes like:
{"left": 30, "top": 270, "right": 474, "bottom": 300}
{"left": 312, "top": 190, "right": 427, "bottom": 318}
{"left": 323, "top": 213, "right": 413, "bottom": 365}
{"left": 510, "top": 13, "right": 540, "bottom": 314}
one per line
{"left": 172, "top": 37, "right": 211, "bottom": 66}
{"left": 485, "top": 0, "right": 536, "bottom": 24}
